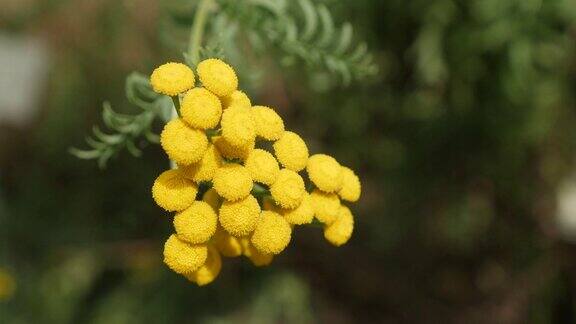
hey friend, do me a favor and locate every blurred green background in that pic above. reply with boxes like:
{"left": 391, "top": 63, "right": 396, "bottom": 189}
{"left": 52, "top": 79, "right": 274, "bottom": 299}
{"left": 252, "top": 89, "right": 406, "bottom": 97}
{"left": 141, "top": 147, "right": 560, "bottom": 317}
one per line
{"left": 2, "top": 0, "right": 576, "bottom": 323}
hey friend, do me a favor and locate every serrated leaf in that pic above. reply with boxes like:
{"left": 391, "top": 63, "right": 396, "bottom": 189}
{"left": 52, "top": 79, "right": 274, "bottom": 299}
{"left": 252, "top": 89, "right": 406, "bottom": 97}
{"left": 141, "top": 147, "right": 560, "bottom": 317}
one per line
{"left": 334, "top": 23, "right": 353, "bottom": 55}
{"left": 126, "top": 140, "right": 142, "bottom": 157}
{"left": 298, "top": 0, "right": 317, "bottom": 41}
{"left": 69, "top": 148, "right": 101, "bottom": 160}
{"left": 92, "top": 126, "right": 124, "bottom": 145}
{"left": 317, "top": 5, "right": 334, "bottom": 47}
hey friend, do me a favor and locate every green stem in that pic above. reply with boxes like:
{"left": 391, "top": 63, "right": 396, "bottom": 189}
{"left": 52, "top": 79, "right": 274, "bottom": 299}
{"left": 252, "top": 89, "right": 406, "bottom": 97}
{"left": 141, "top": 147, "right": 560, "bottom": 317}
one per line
{"left": 189, "top": 0, "right": 213, "bottom": 65}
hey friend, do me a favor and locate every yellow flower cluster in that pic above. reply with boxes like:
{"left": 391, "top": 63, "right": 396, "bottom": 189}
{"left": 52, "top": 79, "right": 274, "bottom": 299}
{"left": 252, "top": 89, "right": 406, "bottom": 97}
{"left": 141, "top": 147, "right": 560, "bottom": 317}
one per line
{"left": 149, "top": 58, "right": 362, "bottom": 285}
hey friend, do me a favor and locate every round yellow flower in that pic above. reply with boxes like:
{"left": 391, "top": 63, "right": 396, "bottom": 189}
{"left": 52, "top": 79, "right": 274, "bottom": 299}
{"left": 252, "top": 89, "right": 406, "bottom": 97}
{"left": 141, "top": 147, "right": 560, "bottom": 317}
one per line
{"left": 212, "top": 226, "right": 242, "bottom": 257}
{"left": 218, "top": 195, "right": 260, "bottom": 237}
{"left": 221, "top": 106, "right": 256, "bottom": 147}
{"left": 310, "top": 189, "right": 341, "bottom": 225}
{"left": 269, "top": 169, "right": 305, "bottom": 209}
{"left": 181, "top": 87, "right": 222, "bottom": 129}
{"left": 244, "top": 149, "right": 280, "bottom": 185}
{"left": 202, "top": 188, "right": 221, "bottom": 211}
{"left": 324, "top": 206, "right": 354, "bottom": 246}
{"left": 152, "top": 169, "right": 198, "bottom": 212}
{"left": 281, "top": 192, "right": 314, "bottom": 225}
{"left": 174, "top": 201, "right": 218, "bottom": 244}
{"left": 273, "top": 131, "right": 309, "bottom": 171}
{"left": 241, "top": 238, "right": 274, "bottom": 266}
{"left": 150, "top": 62, "right": 195, "bottom": 96}
{"left": 179, "top": 144, "right": 222, "bottom": 183}
{"left": 160, "top": 119, "right": 208, "bottom": 165}
{"left": 197, "top": 58, "right": 238, "bottom": 97}
{"left": 212, "top": 163, "right": 253, "bottom": 201}
{"left": 338, "top": 166, "right": 361, "bottom": 202}
{"left": 163, "top": 234, "right": 207, "bottom": 274}
{"left": 221, "top": 90, "right": 251, "bottom": 109}
{"left": 251, "top": 211, "right": 292, "bottom": 255}
{"left": 306, "top": 154, "right": 343, "bottom": 193}
{"left": 212, "top": 135, "right": 254, "bottom": 161}
{"left": 251, "top": 106, "right": 285, "bottom": 141}
{"left": 185, "top": 245, "right": 222, "bottom": 286}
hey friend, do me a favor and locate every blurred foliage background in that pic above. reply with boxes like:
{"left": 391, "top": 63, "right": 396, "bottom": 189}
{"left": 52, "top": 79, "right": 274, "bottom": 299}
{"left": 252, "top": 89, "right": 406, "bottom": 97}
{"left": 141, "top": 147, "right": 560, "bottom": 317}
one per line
{"left": 2, "top": 0, "right": 576, "bottom": 323}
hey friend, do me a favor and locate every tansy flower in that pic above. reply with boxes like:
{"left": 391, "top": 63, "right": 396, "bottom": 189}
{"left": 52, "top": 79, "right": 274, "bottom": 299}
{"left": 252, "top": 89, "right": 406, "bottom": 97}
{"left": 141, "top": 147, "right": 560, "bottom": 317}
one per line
{"left": 202, "top": 188, "right": 221, "bottom": 211}
{"left": 179, "top": 144, "right": 222, "bottom": 183}
{"left": 270, "top": 169, "right": 305, "bottom": 209}
{"left": 197, "top": 58, "right": 238, "bottom": 97}
{"left": 160, "top": 119, "right": 208, "bottom": 165}
{"left": 212, "top": 226, "right": 243, "bottom": 257}
{"left": 212, "top": 163, "right": 253, "bottom": 201}
{"left": 185, "top": 245, "right": 222, "bottom": 286}
{"left": 181, "top": 87, "right": 222, "bottom": 129}
{"left": 221, "top": 90, "right": 251, "bottom": 109}
{"left": 152, "top": 169, "right": 198, "bottom": 212}
{"left": 173, "top": 201, "right": 218, "bottom": 244}
{"left": 212, "top": 135, "right": 254, "bottom": 161}
{"left": 150, "top": 62, "right": 195, "bottom": 96}
{"left": 306, "top": 154, "right": 343, "bottom": 193}
{"left": 324, "top": 206, "right": 354, "bottom": 246}
{"left": 273, "top": 131, "right": 309, "bottom": 171}
{"left": 244, "top": 149, "right": 280, "bottom": 186}
{"left": 310, "top": 189, "right": 341, "bottom": 225}
{"left": 338, "top": 166, "right": 361, "bottom": 202}
{"left": 163, "top": 234, "right": 207, "bottom": 274}
{"left": 241, "top": 238, "right": 274, "bottom": 266}
{"left": 281, "top": 192, "right": 314, "bottom": 225}
{"left": 251, "top": 106, "right": 285, "bottom": 141}
{"left": 251, "top": 211, "right": 292, "bottom": 255}
{"left": 218, "top": 195, "right": 261, "bottom": 236}
{"left": 221, "top": 106, "right": 256, "bottom": 147}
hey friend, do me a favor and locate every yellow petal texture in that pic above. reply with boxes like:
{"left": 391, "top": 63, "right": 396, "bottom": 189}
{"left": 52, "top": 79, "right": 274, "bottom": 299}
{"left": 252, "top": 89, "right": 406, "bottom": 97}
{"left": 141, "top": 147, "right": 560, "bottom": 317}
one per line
{"left": 197, "top": 58, "right": 238, "bottom": 97}
{"left": 179, "top": 144, "right": 222, "bottom": 183}
{"left": 270, "top": 169, "right": 305, "bottom": 209}
{"left": 221, "top": 106, "right": 256, "bottom": 147}
{"left": 212, "top": 135, "right": 254, "bottom": 161}
{"left": 244, "top": 149, "right": 280, "bottom": 185}
{"left": 221, "top": 90, "right": 251, "bottom": 109}
{"left": 218, "top": 195, "right": 260, "bottom": 237}
{"left": 163, "top": 234, "right": 207, "bottom": 274}
{"left": 310, "top": 189, "right": 341, "bottom": 225}
{"left": 273, "top": 131, "right": 309, "bottom": 171}
{"left": 160, "top": 119, "right": 208, "bottom": 165}
{"left": 212, "top": 226, "right": 242, "bottom": 257}
{"left": 150, "top": 62, "right": 195, "bottom": 96}
{"left": 251, "top": 211, "right": 292, "bottom": 255}
{"left": 152, "top": 169, "right": 198, "bottom": 212}
{"left": 174, "top": 201, "right": 218, "bottom": 244}
{"left": 212, "top": 163, "right": 253, "bottom": 201}
{"left": 324, "top": 206, "right": 354, "bottom": 246}
{"left": 181, "top": 87, "right": 222, "bottom": 129}
{"left": 202, "top": 188, "right": 221, "bottom": 211}
{"left": 251, "top": 106, "right": 285, "bottom": 141}
{"left": 185, "top": 245, "right": 222, "bottom": 286}
{"left": 281, "top": 192, "right": 314, "bottom": 225}
{"left": 241, "top": 238, "right": 273, "bottom": 266}
{"left": 338, "top": 166, "right": 361, "bottom": 202}
{"left": 306, "top": 154, "right": 343, "bottom": 193}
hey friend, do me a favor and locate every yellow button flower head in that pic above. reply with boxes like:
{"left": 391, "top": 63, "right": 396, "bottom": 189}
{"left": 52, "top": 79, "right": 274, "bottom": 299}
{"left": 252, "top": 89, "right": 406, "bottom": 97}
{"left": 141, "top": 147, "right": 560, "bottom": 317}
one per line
{"left": 306, "top": 154, "right": 343, "bottom": 193}
{"left": 179, "top": 144, "right": 222, "bottom": 183}
{"left": 251, "top": 106, "right": 285, "bottom": 141}
{"left": 270, "top": 169, "right": 305, "bottom": 209}
{"left": 152, "top": 169, "right": 198, "bottom": 212}
{"left": 324, "top": 206, "right": 354, "bottom": 246}
{"left": 185, "top": 245, "right": 222, "bottom": 286}
{"left": 160, "top": 119, "right": 208, "bottom": 165}
{"left": 202, "top": 188, "right": 221, "bottom": 211}
{"left": 174, "top": 201, "right": 218, "bottom": 244}
{"left": 310, "top": 189, "right": 341, "bottom": 225}
{"left": 338, "top": 166, "right": 361, "bottom": 202}
{"left": 241, "top": 238, "right": 273, "bottom": 266}
{"left": 212, "top": 135, "right": 254, "bottom": 161}
{"left": 197, "top": 58, "right": 238, "bottom": 97}
{"left": 163, "top": 234, "right": 207, "bottom": 274}
{"left": 251, "top": 211, "right": 292, "bottom": 255}
{"left": 281, "top": 192, "right": 314, "bottom": 225}
{"left": 221, "top": 106, "right": 257, "bottom": 147}
{"left": 244, "top": 149, "right": 280, "bottom": 185}
{"left": 273, "top": 131, "right": 309, "bottom": 171}
{"left": 213, "top": 226, "right": 243, "bottom": 257}
{"left": 150, "top": 62, "right": 195, "bottom": 96}
{"left": 218, "top": 195, "right": 260, "bottom": 237}
{"left": 181, "top": 87, "right": 222, "bottom": 129}
{"left": 212, "top": 163, "right": 253, "bottom": 201}
{"left": 221, "top": 90, "right": 251, "bottom": 109}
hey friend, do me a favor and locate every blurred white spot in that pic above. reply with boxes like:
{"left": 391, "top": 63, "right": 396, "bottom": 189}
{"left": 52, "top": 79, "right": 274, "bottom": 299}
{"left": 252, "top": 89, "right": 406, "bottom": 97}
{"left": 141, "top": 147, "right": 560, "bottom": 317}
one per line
{"left": 556, "top": 175, "right": 576, "bottom": 242}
